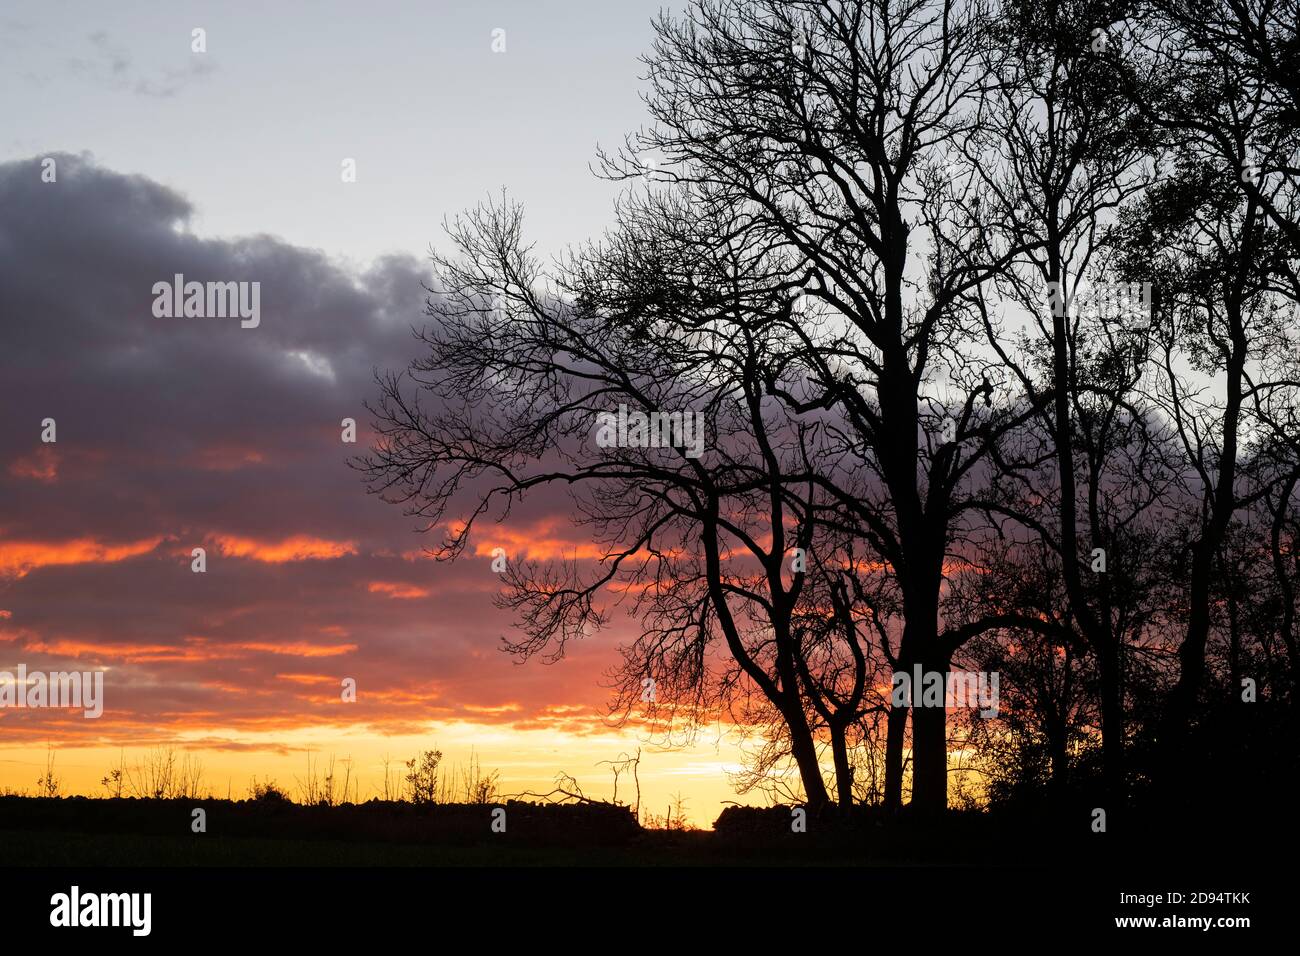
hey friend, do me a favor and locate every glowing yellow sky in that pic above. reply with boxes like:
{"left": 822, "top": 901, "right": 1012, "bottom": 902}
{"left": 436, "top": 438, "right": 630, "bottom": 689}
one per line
{"left": 0, "top": 721, "right": 774, "bottom": 828}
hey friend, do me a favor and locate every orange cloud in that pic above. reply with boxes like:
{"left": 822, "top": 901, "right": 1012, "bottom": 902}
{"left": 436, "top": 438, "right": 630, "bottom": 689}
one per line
{"left": 461, "top": 702, "right": 524, "bottom": 716}
{"left": 429, "top": 518, "right": 609, "bottom": 562}
{"left": 210, "top": 534, "right": 358, "bottom": 563}
{"left": 0, "top": 535, "right": 164, "bottom": 578}
{"left": 227, "top": 641, "right": 357, "bottom": 658}
{"left": 16, "top": 638, "right": 228, "bottom": 662}
{"left": 8, "top": 447, "right": 59, "bottom": 482}
{"left": 367, "top": 580, "right": 431, "bottom": 599}
{"left": 275, "top": 673, "right": 339, "bottom": 685}
{"left": 14, "top": 636, "right": 356, "bottom": 663}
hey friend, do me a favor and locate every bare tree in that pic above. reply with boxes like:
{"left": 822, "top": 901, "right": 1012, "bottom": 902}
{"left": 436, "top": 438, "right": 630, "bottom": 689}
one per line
{"left": 1121, "top": 3, "right": 1300, "bottom": 779}
{"left": 358, "top": 0, "right": 1299, "bottom": 819}
{"left": 600, "top": 0, "right": 1070, "bottom": 815}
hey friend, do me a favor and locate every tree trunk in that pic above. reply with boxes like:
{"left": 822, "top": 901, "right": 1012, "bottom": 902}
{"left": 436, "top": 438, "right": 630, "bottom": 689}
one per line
{"left": 1165, "top": 251, "right": 1248, "bottom": 782}
{"left": 884, "top": 700, "right": 908, "bottom": 812}
{"left": 782, "top": 698, "right": 831, "bottom": 810}
{"left": 910, "top": 648, "right": 950, "bottom": 815}
{"left": 830, "top": 722, "right": 854, "bottom": 809}
{"left": 1097, "top": 638, "right": 1124, "bottom": 804}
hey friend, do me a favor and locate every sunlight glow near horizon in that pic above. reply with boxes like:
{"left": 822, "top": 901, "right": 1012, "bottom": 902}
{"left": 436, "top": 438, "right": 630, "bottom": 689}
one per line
{"left": 0, "top": 722, "right": 775, "bottom": 827}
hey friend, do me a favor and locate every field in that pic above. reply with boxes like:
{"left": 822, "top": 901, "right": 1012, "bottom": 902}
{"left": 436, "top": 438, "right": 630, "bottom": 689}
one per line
{"left": 0, "top": 794, "right": 1240, "bottom": 867}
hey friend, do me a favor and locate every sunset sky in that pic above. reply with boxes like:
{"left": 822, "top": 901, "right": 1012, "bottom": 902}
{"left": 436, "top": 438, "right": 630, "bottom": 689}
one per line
{"left": 0, "top": 1, "right": 783, "bottom": 825}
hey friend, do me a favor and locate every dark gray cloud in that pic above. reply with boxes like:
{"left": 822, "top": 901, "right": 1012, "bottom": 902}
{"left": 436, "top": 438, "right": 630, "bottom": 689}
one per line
{"left": 0, "top": 152, "right": 424, "bottom": 542}
{"left": 0, "top": 154, "right": 619, "bottom": 743}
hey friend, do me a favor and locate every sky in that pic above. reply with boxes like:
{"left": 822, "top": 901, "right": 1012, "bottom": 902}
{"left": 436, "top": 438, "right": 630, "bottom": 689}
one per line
{"left": 0, "top": 1, "right": 781, "bottom": 826}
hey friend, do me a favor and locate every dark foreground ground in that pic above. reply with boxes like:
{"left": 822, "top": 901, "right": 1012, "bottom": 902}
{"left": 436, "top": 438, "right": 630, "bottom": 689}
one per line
{"left": 0, "top": 794, "right": 1277, "bottom": 867}
{"left": 0, "top": 795, "right": 1278, "bottom": 940}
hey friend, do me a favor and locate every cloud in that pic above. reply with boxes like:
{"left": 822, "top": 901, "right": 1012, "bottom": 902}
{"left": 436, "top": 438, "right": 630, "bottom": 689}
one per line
{"left": 367, "top": 581, "right": 431, "bottom": 599}
{"left": 67, "top": 31, "right": 217, "bottom": 98}
{"left": 0, "top": 153, "right": 626, "bottom": 747}
{"left": 7, "top": 446, "right": 59, "bottom": 482}
{"left": 209, "top": 534, "right": 359, "bottom": 563}
{"left": 0, "top": 536, "right": 166, "bottom": 578}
